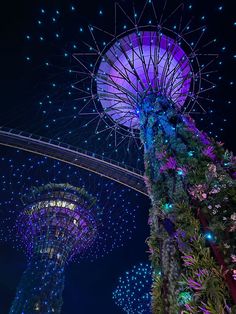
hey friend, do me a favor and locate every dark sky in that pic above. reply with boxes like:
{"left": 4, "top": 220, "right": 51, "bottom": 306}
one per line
{"left": 0, "top": 0, "right": 236, "bottom": 313}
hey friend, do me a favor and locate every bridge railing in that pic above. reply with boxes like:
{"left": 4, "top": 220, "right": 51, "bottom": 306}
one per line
{"left": 0, "top": 126, "right": 143, "bottom": 176}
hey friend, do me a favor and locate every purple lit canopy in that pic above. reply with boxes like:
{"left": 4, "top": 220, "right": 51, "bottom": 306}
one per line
{"left": 96, "top": 31, "right": 192, "bottom": 129}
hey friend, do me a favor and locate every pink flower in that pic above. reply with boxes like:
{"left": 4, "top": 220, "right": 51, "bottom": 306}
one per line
{"left": 208, "top": 163, "right": 217, "bottom": 176}
{"left": 231, "top": 213, "right": 236, "bottom": 221}
{"left": 209, "top": 187, "right": 221, "bottom": 194}
{"left": 229, "top": 223, "right": 236, "bottom": 232}
{"left": 188, "top": 184, "right": 208, "bottom": 201}
{"left": 233, "top": 269, "right": 236, "bottom": 280}
{"left": 231, "top": 255, "right": 236, "bottom": 263}
{"left": 233, "top": 270, "right": 236, "bottom": 281}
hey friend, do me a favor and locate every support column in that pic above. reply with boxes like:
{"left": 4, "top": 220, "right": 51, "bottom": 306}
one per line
{"left": 10, "top": 258, "right": 65, "bottom": 314}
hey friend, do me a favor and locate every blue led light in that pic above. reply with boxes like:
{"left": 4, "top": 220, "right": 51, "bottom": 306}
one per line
{"left": 205, "top": 232, "right": 213, "bottom": 240}
{"left": 113, "top": 263, "right": 152, "bottom": 314}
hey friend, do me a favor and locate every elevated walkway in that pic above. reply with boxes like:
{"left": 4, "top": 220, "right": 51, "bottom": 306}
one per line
{"left": 0, "top": 127, "right": 147, "bottom": 196}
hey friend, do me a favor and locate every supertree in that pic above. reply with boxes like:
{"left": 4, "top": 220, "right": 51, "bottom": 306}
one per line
{"left": 1, "top": 0, "right": 235, "bottom": 313}
{"left": 112, "top": 262, "right": 153, "bottom": 314}
{"left": 9, "top": 183, "right": 100, "bottom": 313}
{"left": 0, "top": 148, "right": 141, "bottom": 313}
{"left": 69, "top": 1, "right": 236, "bottom": 313}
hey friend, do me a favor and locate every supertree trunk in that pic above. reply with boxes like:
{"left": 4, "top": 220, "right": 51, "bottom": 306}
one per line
{"left": 9, "top": 258, "right": 65, "bottom": 314}
{"left": 140, "top": 95, "right": 236, "bottom": 313}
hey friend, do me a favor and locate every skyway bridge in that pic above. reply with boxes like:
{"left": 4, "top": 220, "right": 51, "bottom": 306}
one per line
{"left": 0, "top": 127, "right": 147, "bottom": 196}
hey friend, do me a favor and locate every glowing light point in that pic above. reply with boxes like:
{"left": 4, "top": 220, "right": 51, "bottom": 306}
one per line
{"left": 178, "top": 291, "right": 192, "bottom": 305}
{"left": 113, "top": 263, "right": 152, "bottom": 314}
{"left": 205, "top": 232, "right": 214, "bottom": 240}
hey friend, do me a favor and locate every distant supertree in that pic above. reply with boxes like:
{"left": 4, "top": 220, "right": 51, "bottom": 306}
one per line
{"left": 10, "top": 183, "right": 99, "bottom": 313}
{"left": 112, "top": 262, "right": 153, "bottom": 314}
{"left": 0, "top": 148, "right": 141, "bottom": 313}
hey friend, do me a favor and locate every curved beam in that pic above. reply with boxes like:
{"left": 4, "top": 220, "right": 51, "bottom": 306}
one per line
{"left": 0, "top": 128, "right": 148, "bottom": 196}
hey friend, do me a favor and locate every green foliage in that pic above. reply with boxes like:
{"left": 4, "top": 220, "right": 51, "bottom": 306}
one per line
{"left": 141, "top": 105, "right": 235, "bottom": 313}
{"left": 152, "top": 274, "right": 164, "bottom": 314}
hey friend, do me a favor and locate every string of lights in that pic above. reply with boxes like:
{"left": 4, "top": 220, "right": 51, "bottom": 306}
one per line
{"left": 113, "top": 262, "right": 152, "bottom": 313}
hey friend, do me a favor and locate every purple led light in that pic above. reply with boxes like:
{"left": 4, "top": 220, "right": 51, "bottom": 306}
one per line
{"left": 97, "top": 31, "right": 191, "bottom": 129}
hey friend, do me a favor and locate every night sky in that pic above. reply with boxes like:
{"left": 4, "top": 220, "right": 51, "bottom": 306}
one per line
{"left": 0, "top": 0, "right": 236, "bottom": 313}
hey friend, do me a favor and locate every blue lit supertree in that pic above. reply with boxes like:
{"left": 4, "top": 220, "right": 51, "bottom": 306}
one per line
{"left": 112, "top": 262, "right": 153, "bottom": 314}
{"left": 0, "top": 148, "right": 140, "bottom": 313}
{"left": 9, "top": 183, "right": 100, "bottom": 313}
